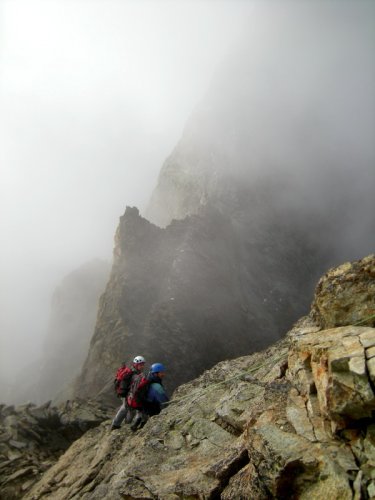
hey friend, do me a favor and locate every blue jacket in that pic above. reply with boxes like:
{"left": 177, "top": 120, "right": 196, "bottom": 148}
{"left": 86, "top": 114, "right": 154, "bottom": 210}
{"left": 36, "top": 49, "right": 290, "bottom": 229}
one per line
{"left": 145, "top": 374, "right": 169, "bottom": 415}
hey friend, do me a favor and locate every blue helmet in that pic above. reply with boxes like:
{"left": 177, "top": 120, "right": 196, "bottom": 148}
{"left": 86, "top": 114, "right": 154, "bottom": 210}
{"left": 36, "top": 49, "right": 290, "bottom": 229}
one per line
{"left": 150, "top": 363, "right": 166, "bottom": 373}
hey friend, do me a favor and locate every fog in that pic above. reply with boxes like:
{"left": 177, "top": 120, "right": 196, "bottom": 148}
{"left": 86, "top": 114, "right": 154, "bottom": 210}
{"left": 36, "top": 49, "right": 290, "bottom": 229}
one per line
{"left": 164, "top": 0, "right": 375, "bottom": 262}
{"left": 1, "top": 1, "right": 374, "bottom": 398}
{"left": 0, "top": 0, "right": 250, "bottom": 389}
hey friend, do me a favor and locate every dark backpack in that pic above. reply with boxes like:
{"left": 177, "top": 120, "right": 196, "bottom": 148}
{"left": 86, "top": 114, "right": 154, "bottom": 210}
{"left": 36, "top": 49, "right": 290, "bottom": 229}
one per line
{"left": 127, "top": 373, "right": 151, "bottom": 409}
{"left": 114, "top": 365, "right": 134, "bottom": 397}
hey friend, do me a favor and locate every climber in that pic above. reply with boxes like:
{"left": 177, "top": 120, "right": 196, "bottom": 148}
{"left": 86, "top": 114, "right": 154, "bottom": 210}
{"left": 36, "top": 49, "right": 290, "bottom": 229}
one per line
{"left": 129, "top": 362, "right": 169, "bottom": 431}
{"left": 110, "top": 355, "right": 146, "bottom": 431}
{"left": 144, "top": 363, "right": 169, "bottom": 416}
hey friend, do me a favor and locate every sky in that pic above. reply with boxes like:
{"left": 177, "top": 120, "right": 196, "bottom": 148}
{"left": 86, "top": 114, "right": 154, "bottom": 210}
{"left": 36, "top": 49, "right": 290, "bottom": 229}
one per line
{"left": 0, "top": 0, "right": 251, "bottom": 380}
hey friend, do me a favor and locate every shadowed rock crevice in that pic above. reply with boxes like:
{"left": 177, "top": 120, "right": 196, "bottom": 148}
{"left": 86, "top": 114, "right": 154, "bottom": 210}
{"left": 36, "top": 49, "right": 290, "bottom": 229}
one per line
{"left": 213, "top": 416, "right": 243, "bottom": 437}
{"left": 276, "top": 459, "right": 321, "bottom": 500}
{"left": 206, "top": 448, "right": 250, "bottom": 499}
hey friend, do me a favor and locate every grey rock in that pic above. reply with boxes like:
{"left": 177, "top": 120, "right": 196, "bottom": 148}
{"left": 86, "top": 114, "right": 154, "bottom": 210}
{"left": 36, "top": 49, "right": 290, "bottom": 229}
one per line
{"left": 9, "top": 440, "right": 28, "bottom": 449}
{"left": 18, "top": 256, "right": 375, "bottom": 500}
{"left": 0, "top": 399, "right": 111, "bottom": 498}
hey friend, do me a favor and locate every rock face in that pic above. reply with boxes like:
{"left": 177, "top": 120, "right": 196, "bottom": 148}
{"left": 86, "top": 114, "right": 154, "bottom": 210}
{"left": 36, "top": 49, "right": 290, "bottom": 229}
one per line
{"left": 20, "top": 255, "right": 375, "bottom": 500}
{"left": 311, "top": 254, "right": 375, "bottom": 329}
{"left": 75, "top": 204, "right": 324, "bottom": 400}
{"left": 0, "top": 260, "right": 110, "bottom": 407}
{"left": 37, "top": 260, "right": 110, "bottom": 404}
{"left": 0, "top": 400, "right": 111, "bottom": 499}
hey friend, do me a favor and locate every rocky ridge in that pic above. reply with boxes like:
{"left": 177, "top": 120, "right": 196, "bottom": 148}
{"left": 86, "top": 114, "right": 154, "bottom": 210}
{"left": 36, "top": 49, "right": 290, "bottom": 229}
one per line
{"left": 16, "top": 254, "right": 375, "bottom": 499}
{"left": 75, "top": 204, "right": 324, "bottom": 401}
{"left": 73, "top": 4, "right": 375, "bottom": 404}
{"left": 0, "top": 400, "right": 111, "bottom": 499}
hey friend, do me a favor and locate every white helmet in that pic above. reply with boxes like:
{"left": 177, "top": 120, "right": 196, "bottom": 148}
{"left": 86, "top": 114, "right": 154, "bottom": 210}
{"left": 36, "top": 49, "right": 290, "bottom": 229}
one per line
{"left": 133, "top": 355, "right": 145, "bottom": 364}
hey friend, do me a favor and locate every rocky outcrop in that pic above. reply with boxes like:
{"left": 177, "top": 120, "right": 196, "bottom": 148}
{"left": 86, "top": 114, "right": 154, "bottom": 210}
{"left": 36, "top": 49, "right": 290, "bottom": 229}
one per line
{"left": 75, "top": 203, "right": 325, "bottom": 401}
{"left": 311, "top": 254, "right": 375, "bottom": 329}
{"left": 288, "top": 324, "right": 375, "bottom": 431}
{"left": 21, "top": 255, "right": 375, "bottom": 499}
{"left": 0, "top": 400, "right": 111, "bottom": 499}
{"left": 23, "top": 324, "right": 375, "bottom": 499}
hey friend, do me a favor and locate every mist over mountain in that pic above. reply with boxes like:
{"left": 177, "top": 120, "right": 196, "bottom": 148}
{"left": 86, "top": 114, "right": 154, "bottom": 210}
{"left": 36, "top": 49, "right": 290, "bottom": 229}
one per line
{"left": 74, "top": 2, "right": 375, "bottom": 400}
{"left": 0, "top": 260, "right": 109, "bottom": 405}
{"left": 37, "top": 259, "right": 110, "bottom": 403}
{"left": 0, "top": 0, "right": 250, "bottom": 401}
{"left": 147, "top": 1, "right": 375, "bottom": 257}
{"left": 1, "top": 1, "right": 373, "bottom": 406}
{"left": 1, "top": 3, "right": 375, "bottom": 497}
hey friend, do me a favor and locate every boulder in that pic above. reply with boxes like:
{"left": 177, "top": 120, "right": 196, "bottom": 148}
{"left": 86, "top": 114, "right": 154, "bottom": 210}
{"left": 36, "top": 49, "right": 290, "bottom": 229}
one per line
{"left": 311, "top": 254, "right": 375, "bottom": 329}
